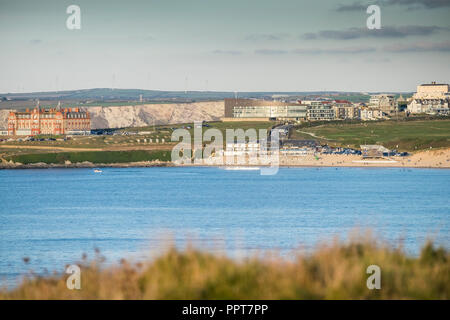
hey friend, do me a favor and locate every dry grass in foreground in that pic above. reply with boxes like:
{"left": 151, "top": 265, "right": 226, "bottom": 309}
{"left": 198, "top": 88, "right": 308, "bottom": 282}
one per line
{"left": 1, "top": 238, "right": 449, "bottom": 300}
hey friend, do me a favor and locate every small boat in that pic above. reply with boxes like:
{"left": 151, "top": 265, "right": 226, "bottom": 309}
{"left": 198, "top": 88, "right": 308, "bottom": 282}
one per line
{"left": 93, "top": 169, "right": 102, "bottom": 173}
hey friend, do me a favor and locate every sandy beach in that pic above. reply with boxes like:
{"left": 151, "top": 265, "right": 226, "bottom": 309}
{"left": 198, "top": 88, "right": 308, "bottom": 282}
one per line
{"left": 277, "top": 148, "right": 450, "bottom": 168}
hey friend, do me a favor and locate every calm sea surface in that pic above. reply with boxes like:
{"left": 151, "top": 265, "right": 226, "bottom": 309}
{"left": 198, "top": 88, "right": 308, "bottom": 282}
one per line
{"left": 0, "top": 167, "right": 449, "bottom": 287}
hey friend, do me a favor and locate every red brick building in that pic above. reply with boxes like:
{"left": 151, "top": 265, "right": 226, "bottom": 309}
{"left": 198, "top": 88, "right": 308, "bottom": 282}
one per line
{"left": 7, "top": 106, "right": 91, "bottom": 136}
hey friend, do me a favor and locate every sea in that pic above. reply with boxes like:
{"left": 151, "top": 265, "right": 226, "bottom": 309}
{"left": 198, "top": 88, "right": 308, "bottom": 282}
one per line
{"left": 0, "top": 167, "right": 449, "bottom": 287}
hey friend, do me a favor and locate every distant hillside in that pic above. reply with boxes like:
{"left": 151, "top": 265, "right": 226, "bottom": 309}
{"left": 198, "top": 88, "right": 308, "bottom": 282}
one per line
{"left": 0, "top": 88, "right": 357, "bottom": 100}
{"left": 1, "top": 88, "right": 235, "bottom": 101}
{"left": 0, "top": 88, "right": 411, "bottom": 110}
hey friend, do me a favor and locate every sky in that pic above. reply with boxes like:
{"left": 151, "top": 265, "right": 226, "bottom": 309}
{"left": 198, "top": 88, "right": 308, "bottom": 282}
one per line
{"left": 0, "top": 0, "right": 449, "bottom": 93}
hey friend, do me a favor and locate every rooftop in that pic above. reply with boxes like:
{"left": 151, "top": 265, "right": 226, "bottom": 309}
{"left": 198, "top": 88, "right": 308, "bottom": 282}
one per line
{"left": 420, "top": 82, "right": 448, "bottom": 86}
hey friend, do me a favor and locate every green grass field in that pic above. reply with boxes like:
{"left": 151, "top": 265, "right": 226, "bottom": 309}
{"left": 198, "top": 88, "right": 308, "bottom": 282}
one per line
{"left": 126, "top": 121, "right": 275, "bottom": 145}
{"left": 3, "top": 119, "right": 449, "bottom": 163}
{"left": 127, "top": 121, "right": 274, "bottom": 134}
{"left": 0, "top": 121, "right": 275, "bottom": 164}
{"left": 291, "top": 119, "right": 450, "bottom": 151}
{"left": 5, "top": 150, "right": 171, "bottom": 164}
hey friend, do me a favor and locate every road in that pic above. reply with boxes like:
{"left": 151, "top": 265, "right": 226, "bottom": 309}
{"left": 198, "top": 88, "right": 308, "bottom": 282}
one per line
{"left": 295, "top": 130, "right": 329, "bottom": 141}
{"left": 0, "top": 145, "right": 103, "bottom": 152}
{"left": 0, "top": 143, "right": 174, "bottom": 152}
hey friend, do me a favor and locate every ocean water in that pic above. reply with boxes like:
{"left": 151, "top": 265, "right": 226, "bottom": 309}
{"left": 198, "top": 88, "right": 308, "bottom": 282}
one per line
{"left": 0, "top": 167, "right": 449, "bottom": 287}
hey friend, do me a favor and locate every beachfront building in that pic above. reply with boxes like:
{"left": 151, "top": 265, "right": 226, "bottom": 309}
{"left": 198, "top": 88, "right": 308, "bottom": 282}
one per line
{"left": 369, "top": 94, "right": 397, "bottom": 114}
{"left": 333, "top": 100, "right": 358, "bottom": 119}
{"left": 408, "top": 99, "right": 450, "bottom": 115}
{"left": 360, "top": 145, "right": 391, "bottom": 158}
{"left": 7, "top": 106, "right": 91, "bottom": 136}
{"left": 412, "top": 82, "right": 449, "bottom": 99}
{"left": 280, "top": 139, "right": 317, "bottom": 156}
{"left": 359, "top": 107, "right": 384, "bottom": 121}
{"left": 407, "top": 82, "right": 450, "bottom": 115}
{"left": 223, "top": 98, "right": 307, "bottom": 121}
{"left": 224, "top": 142, "right": 261, "bottom": 156}
{"left": 280, "top": 139, "right": 318, "bottom": 148}
{"left": 306, "top": 102, "right": 335, "bottom": 121}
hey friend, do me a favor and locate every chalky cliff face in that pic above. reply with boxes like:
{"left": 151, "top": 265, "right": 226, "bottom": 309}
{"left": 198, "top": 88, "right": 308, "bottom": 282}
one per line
{"left": 0, "top": 101, "right": 224, "bottom": 131}
{"left": 0, "top": 110, "right": 10, "bottom": 130}
{"left": 87, "top": 101, "right": 224, "bottom": 129}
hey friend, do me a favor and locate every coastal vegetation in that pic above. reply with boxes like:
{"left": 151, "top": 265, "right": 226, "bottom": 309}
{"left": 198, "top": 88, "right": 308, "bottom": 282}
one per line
{"left": 0, "top": 121, "right": 274, "bottom": 164}
{"left": 1, "top": 238, "right": 448, "bottom": 299}
{"left": 292, "top": 119, "right": 450, "bottom": 151}
{"left": 125, "top": 121, "right": 274, "bottom": 136}
{"left": 1, "top": 119, "right": 449, "bottom": 166}
{"left": 5, "top": 150, "right": 171, "bottom": 164}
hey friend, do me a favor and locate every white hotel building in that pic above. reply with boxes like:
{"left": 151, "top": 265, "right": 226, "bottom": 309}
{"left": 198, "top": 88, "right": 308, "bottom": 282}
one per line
{"left": 407, "top": 82, "right": 450, "bottom": 115}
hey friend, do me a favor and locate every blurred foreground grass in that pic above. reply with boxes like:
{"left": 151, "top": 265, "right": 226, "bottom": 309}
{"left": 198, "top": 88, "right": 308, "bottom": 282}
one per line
{"left": 1, "top": 238, "right": 449, "bottom": 299}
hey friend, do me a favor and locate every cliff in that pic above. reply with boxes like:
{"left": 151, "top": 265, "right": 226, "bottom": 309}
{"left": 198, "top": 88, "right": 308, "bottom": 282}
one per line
{"left": 0, "top": 101, "right": 225, "bottom": 130}
{"left": 0, "top": 110, "right": 11, "bottom": 130}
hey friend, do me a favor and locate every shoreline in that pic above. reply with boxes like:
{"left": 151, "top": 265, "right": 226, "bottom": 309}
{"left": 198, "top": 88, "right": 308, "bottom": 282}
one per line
{"left": 0, "top": 161, "right": 174, "bottom": 170}
{"left": 1, "top": 162, "right": 449, "bottom": 170}
{"left": 2, "top": 148, "right": 449, "bottom": 170}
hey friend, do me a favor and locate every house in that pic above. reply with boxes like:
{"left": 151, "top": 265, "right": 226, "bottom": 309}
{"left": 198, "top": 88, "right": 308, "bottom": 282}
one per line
{"left": 369, "top": 94, "right": 397, "bottom": 114}
{"left": 360, "top": 145, "right": 391, "bottom": 158}
{"left": 359, "top": 107, "right": 384, "bottom": 121}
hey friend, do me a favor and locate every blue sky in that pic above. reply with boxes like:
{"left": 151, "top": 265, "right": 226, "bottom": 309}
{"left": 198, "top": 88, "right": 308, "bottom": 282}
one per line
{"left": 0, "top": 0, "right": 449, "bottom": 93}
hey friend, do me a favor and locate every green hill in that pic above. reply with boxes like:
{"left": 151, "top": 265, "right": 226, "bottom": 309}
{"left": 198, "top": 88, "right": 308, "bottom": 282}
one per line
{"left": 292, "top": 119, "right": 450, "bottom": 151}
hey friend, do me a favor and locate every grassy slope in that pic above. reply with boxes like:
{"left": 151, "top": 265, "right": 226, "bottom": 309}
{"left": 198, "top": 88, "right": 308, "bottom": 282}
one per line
{"left": 127, "top": 121, "right": 274, "bottom": 135}
{"left": 6, "top": 150, "right": 171, "bottom": 164}
{"left": 291, "top": 119, "right": 450, "bottom": 151}
{"left": 1, "top": 239, "right": 448, "bottom": 299}
{"left": 120, "top": 121, "right": 274, "bottom": 147}
{"left": 1, "top": 121, "right": 274, "bottom": 164}
{"left": 3, "top": 120, "right": 450, "bottom": 162}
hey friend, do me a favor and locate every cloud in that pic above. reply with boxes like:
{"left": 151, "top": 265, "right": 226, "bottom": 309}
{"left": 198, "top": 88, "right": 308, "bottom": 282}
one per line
{"left": 302, "top": 33, "right": 318, "bottom": 40}
{"left": 254, "top": 49, "right": 288, "bottom": 55}
{"left": 385, "top": 0, "right": 450, "bottom": 9}
{"left": 212, "top": 49, "right": 243, "bottom": 55}
{"left": 250, "top": 46, "right": 377, "bottom": 55}
{"left": 301, "top": 25, "right": 446, "bottom": 40}
{"left": 244, "top": 33, "right": 289, "bottom": 41}
{"left": 365, "top": 57, "right": 392, "bottom": 63}
{"left": 384, "top": 41, "right": 450, "bottom": 52}
{"left": 335, "top": 1, "right": 368, "bottom": 11}
{"left": 335, "top": 0, "right": 450, "bottom": 11}
{"left": 29, "top": 39, "right": 43, "bottom": 45}
{"left": 293, "top": 46, "right": 377, "bottom": 54}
